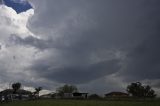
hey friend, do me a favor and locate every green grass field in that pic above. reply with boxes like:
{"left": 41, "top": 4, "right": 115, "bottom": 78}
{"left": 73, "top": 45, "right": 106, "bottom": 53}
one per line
{"left": 1, "top": 99, "right": 160, "bottom": 106}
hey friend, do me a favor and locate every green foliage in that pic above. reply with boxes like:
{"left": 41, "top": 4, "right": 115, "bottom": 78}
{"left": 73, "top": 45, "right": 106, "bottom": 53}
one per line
{"left": 12, "top": 82, "right": 21, "bottom": 93}
{"left": 127, "top": 82, "right": 156, "bottom": 98}
{"left": 56, "top": 84, "right": 78, "bottom": 97}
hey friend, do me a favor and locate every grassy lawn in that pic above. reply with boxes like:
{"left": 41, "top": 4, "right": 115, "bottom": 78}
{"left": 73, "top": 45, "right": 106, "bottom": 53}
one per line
{"left": 1, "top": 99, "right": 160, "bottom": 106}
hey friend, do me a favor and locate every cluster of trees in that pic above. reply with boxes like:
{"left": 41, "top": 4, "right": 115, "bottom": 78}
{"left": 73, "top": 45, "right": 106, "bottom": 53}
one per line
{"left": 127, "top": 82, "right": 156, "bottom": 98}
{"left": 56, "top": 82, "right": 156, "bottom": 98}
{"left": 11, "top": 82, "right": 42, "bottom": 97}
{"left": 56, "top": 84, "right": 102, "bottom": 99}
{"left": 56, "top": 84, "right": 78, "bottom": 97}
{"left": 11, "top": 82, "right": 157, "bottom": 99}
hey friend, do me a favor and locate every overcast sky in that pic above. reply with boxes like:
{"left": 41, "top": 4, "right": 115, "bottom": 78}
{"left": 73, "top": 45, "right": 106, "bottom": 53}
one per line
{"left": 0, "top": 0, "right": 160, "bottom": 95}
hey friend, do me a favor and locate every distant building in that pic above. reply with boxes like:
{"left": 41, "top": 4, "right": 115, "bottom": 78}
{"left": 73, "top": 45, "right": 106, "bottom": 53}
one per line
{"left": 105, "top": 92, "right": 129, "bottom": 98}
{"left": 72, "top": 92, "right": 88, "bottom": 99}
{"left": 56, "top": 92, "right": 88, "bottom": 99}
{"left": 39, "top": 92, "right": 88, "bottom": 99}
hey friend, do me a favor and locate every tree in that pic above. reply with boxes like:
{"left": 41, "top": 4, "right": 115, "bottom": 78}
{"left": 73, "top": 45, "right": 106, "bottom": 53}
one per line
{"left": 12, "top": 82, "right": 21, "bottom": 94}
{"left": 56, "top": 84, "right": 78, "bottom": 97}
{"left": 127, "top": 82, "right": 156, "bottom": 98}
{"left": 143, "top": 85, "right": 156, "bottom": 98}
{"left": 34, "top": 87, "right": 42, "bottom": 97}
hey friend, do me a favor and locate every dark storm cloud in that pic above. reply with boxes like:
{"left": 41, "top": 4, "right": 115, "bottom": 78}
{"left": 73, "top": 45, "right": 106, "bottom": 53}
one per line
{"left": 9, "top": 0, "right": 160, "bottom": 87}
{"left": 30, "top": 59, "right": 121, "bottom": 84}
{"left": 121, "top": 35, "right": 160, "bottom": 81}
{"left": 118, "top": 1, "right": 160, "bottom": 81}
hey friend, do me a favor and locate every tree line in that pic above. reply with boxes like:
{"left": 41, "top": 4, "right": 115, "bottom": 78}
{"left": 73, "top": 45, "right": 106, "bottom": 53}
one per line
{"left": 9, "top": 81, "right": 157, "bottom": 98}
{"left": 127, "top": 82, "right": 156, "bottom": 98}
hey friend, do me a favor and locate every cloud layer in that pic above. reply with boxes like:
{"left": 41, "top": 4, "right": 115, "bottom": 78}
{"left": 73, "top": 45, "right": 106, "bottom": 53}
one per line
{"left": 0, "top": 0, "right": 160, "bottom": 95}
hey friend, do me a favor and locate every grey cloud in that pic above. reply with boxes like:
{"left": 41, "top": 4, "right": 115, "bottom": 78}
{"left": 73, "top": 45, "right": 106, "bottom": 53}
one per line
{"left": 14, "top": 0, "right": 155, "bottom": 50}
{"left": 5, "top": 0, "right": 160, "bottom": 94}
{"left": 26, "top": 0, "right": 160, "bottom": 83}
{"left": 9, "top": 34, "right": 53, "bottom": 49}
{"left": 78, "top": 76, "right": 127, "bottom": 95}
{"left": 117, "top": 1, "right": 160, "bottom": 81}
{"left": 120, "top": 35, "right": 160, "bottom": 81}
{"left": 31, "top": 59, "right": 121, "bottom": 84}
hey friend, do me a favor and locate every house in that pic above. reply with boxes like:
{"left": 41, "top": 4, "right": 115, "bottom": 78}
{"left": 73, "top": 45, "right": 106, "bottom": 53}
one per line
{"left": 105, "top": 92, "right": 129, "bottom": 98}
{"left": 58, "top": 92, "right": 88, "bottom": 99}
{"left": 72, "top": 92, "right": 88, "bottom": 99}
{"left": 0, "top": 89, "right": 32, "bottom": 101}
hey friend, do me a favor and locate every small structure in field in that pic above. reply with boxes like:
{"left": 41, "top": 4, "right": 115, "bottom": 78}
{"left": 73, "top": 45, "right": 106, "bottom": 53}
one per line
{"left": 105, "top": 92, "right": 129, "bottom": 98}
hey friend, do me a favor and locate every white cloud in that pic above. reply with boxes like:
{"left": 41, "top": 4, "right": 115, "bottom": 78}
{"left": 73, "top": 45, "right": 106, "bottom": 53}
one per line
{"left": 0, "top": 5, "right": 34, "bottom": 40}
{"left": 0, "top": 5, "right": 39, "bottom": 89}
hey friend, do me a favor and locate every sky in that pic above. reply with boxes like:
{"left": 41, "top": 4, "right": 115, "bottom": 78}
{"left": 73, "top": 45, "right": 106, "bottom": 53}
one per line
{"left": 0, "top": 0, "right": 160, "bottom": 96}
{"left": 3, "top": 0, "right": 32, "bottom": 13}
